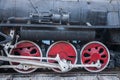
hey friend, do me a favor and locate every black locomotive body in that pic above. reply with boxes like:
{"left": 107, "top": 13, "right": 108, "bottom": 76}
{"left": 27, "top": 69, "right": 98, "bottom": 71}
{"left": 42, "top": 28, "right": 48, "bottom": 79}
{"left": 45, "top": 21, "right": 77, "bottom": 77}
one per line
{"left": 0, "top": 0, "right": 120, "bottom": 73}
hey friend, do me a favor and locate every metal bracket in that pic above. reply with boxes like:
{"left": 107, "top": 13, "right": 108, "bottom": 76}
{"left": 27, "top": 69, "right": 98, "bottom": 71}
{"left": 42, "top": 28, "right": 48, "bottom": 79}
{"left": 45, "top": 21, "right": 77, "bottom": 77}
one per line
{"left": 3, "top": 30, "right": 15, "bottom": 49}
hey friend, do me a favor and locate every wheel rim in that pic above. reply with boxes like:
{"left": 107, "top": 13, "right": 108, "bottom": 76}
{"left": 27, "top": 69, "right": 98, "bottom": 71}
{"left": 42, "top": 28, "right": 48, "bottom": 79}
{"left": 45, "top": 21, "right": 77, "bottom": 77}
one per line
{"left": 80, "top": 41, "right": 110, "bottom": 72}
{"left": 10, "top": 40, "right": 42, "bottom": 74}
{"left": 46, "top": 41, "right": 77, "bottom": 73}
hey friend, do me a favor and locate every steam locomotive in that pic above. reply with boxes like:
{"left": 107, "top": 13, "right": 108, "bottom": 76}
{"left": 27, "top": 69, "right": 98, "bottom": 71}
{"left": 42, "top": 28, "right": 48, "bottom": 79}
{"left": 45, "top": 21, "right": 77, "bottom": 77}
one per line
{"left": 0, "top": 0, "right": 119, "bottom": 73}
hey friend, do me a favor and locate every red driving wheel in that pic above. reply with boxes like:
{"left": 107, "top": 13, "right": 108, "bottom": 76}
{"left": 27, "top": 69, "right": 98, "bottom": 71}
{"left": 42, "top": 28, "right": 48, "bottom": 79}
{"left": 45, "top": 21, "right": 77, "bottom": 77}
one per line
{"left": 10, "top": 40, "right": 42, "bottom": 73}
{"left": 47, "top": 41, "right": 77, "bottom": 72}
{"left": 81, "top": 41, "right": 110, "bottom": 72}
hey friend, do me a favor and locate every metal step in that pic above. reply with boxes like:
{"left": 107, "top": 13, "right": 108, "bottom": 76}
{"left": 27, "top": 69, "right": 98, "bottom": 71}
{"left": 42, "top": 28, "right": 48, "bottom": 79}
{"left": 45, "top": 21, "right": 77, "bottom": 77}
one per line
{"left": 0, "top": 73, "right": 119, "bottom": 80}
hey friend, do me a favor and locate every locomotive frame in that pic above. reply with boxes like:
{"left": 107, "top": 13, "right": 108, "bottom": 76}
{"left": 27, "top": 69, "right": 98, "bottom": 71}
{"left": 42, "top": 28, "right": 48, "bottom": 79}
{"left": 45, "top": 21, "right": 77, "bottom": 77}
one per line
{"left": 0, "top": 0, "right": 120, "bottom": 74}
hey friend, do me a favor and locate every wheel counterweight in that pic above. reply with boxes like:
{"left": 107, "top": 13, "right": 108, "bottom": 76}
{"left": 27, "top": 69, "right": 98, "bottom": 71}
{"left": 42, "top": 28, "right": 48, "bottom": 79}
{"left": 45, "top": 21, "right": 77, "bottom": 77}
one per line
{"left": 80, "top": 41, "right": 110, "bottom": 72}
{"left": 10, "top": 40, "right": 42, "bottom": 73}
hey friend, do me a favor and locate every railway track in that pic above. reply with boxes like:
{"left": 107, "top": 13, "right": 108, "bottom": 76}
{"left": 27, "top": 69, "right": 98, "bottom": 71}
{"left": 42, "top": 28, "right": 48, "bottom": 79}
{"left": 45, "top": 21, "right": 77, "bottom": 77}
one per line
{"left": 0, "top": 68, "right": 120, "bottom": 80}
{"left": 0, "top": 70, "right": 120, "bottom": 80}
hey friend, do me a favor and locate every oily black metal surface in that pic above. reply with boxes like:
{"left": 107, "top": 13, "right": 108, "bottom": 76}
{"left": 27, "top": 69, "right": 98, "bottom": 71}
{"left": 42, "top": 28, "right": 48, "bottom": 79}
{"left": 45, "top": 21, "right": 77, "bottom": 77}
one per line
{"left": 0, "top": 23, "right": 120, "bottom": 28}
{"left": 0, "top": 0, "right": 119, "bottom": 42}
{"left": 20, "top": 29, "right": 95, "bottom": 41}
{"left": 0, "top": 0, "right": 119, "bottom": 26}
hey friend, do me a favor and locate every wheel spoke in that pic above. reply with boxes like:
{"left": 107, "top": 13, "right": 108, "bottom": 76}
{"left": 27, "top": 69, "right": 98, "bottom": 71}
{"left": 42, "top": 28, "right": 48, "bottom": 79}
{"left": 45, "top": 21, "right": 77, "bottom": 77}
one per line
{"left": 100, "top": 57, "right": 108, "bottom": 61}
{"left": 66, "top": 56, "right": 76, "bottom": 62}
